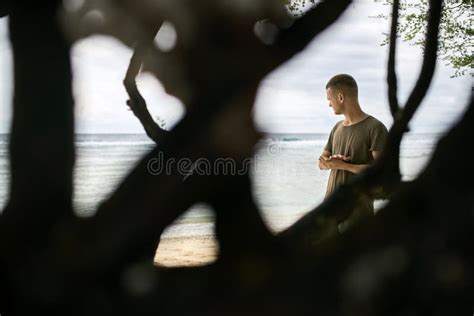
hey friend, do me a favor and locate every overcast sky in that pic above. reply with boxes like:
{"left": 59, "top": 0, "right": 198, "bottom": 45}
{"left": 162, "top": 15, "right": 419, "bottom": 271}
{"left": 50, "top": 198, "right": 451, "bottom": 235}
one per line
{"left": 0, "top": 0, "right": 471, "bottom": 134}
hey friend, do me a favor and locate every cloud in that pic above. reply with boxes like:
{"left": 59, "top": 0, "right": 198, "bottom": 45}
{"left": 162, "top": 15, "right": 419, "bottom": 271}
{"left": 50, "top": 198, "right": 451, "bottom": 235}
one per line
{"left": 0, "top": 18, "right": 13, "bottom": 132}
{"left": 254, "top": 0, "right": 471, "bottom": 133}
{"left": 0, "top": 0, "right": 471, "bottom": 134}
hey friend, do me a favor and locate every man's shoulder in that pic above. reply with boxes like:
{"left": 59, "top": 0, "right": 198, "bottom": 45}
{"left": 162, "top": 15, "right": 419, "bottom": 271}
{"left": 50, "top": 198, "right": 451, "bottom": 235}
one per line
{"left": 366, "top": 116, "right": 388, "bottom": 130}
{"left": 334, "top": 120, "right": 344, "bottom": 128}
{"left": 329, "top": 120, "right": 344, "bottom": 133}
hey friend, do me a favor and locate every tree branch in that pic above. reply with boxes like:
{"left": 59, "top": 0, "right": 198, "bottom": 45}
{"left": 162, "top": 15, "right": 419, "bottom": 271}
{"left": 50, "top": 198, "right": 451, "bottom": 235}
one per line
{"left": 397, "top": 0, "right": 443, "bottom": 126}
{"left": 123, "top": 24, "right": 169, "bottom": 143}
{"left": 270, "top": 0, "right": 352, "bottom": 68}
{"left": 209, "top": 173, "right": 277, "bottom": 263}
{"left": 387, "top": 0, "right": 401, "bottom": 119}
{"left": 0, "top": 1, "right": 75, "bottom": 255}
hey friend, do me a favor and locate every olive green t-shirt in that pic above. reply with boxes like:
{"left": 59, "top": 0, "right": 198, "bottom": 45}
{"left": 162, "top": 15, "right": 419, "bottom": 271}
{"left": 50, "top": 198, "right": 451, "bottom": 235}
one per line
{"left": 324, "top": 116, "right": 388, "bottom": 213}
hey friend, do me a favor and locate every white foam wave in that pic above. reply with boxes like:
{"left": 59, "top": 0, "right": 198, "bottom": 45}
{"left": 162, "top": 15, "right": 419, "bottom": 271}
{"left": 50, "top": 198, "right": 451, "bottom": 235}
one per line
{"left": 76, "top": 141, "right": 155, "bottom": 147}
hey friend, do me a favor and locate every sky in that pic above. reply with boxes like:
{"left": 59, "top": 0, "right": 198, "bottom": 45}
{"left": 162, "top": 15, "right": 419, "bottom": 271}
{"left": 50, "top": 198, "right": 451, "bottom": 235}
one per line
{"left": 0, "top": 0, "right": 471, "bottom": 134}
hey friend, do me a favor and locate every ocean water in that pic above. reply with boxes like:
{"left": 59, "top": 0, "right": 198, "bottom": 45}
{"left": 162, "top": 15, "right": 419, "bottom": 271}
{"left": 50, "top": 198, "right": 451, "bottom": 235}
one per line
{"left": 0, "top": 133, "right": 440, "bottom": 237}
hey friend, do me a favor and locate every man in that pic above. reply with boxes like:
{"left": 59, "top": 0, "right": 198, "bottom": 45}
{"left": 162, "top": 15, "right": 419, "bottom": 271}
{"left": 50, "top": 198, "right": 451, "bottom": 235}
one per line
{"left": 319, "top": 74, "right": 388, "bottom": 220}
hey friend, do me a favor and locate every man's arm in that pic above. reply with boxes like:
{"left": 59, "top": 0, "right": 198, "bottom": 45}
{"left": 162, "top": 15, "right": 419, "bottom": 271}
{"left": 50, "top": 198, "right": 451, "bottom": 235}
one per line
{"left": 322, "top": 150, "right": 381, "bottom": 174}
{"left": 329, "top": 160, "right": 368, "bottom": 174}
{"left": 371, "top": 150, "right": 382, "bottom": 160}
{"left": 318, "top": 150, "right": 331, "bottom": 170}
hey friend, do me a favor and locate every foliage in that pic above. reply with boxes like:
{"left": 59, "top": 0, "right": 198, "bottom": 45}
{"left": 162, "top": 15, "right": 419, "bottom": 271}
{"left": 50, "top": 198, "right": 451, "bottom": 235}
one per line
{"left": 285, "top": 0, "right": 317, "bottom": 15}
{"left": 375, "top": 0, "right": 473, "bottom": 77}
{"left": 286, "top": 0, "right": 473, "bottom": 77}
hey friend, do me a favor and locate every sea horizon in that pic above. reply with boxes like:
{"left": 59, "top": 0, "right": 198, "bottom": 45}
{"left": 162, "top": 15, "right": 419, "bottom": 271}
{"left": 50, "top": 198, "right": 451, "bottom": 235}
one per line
{"left": 1, "top": 132, "right": 441, "bottom": 238}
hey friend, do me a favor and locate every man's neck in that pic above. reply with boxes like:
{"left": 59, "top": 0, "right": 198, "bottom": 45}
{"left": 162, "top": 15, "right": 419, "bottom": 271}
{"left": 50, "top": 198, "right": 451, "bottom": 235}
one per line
{"left": 342, "top": 103, "right": 368, "bottom": 126}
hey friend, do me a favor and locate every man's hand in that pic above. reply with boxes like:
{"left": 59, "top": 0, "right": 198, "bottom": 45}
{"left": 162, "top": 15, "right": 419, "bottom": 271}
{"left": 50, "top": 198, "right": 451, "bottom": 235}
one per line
{"left": 322, "top": 156, "right": 346, "bottom": 170}
{"left": 318, "top": 155, "right": 331, "bottom": 170}
{"left": 329, "top": 154, "right": 351, "bottom": 162}
{"left": 319, "top": 155, "right": 346, "bottom": 170}
{"left": 319, "top": 155, "right": 367, "bottom": 174}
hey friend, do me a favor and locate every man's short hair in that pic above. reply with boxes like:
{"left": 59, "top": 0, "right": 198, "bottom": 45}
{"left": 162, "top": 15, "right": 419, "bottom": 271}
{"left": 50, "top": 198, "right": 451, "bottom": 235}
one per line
{"left": 326, "top": 74, "right": 358, "bottom": 97}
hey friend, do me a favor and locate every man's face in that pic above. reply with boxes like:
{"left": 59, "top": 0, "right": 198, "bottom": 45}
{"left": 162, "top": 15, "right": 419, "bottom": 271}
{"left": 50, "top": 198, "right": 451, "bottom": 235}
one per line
{"left": 326, "top": 87, "right": 343, "bottom": 115}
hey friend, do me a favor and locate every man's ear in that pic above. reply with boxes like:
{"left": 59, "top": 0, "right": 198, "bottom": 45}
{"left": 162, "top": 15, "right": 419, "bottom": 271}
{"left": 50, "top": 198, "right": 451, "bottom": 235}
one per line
{"left": 338, "top": 93, "right": 344, "bottom": 103}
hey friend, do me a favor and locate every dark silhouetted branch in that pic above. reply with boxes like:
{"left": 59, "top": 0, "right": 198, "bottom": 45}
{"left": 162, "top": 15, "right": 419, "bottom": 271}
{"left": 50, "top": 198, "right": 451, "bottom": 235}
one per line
{"left": 0, "top": 2, "right": 75, "bottom": 310}
{"left": 270, "top": 0, "right": 352, "bottom": 68}
{"left": 123, "top": 24, "right": 169, "bottom": 143}
{"left": 0, "top": 2, "right": 74, "bottom": 254}
{"left": 397, "top": 0, "right": 443, "bottom": 126}
{"left": 387, "top": 0, "right": 400, "bottom": 119}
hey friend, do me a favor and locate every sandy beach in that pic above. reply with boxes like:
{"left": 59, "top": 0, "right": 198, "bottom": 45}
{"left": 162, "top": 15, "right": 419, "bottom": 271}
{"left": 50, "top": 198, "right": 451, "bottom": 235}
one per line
{"left": 154, "top": 235, "right": 218, "bottom": 267}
